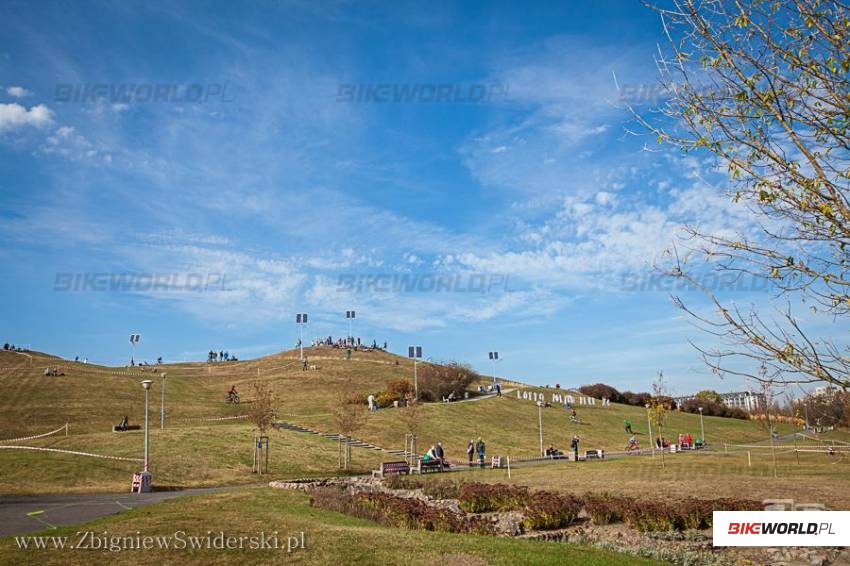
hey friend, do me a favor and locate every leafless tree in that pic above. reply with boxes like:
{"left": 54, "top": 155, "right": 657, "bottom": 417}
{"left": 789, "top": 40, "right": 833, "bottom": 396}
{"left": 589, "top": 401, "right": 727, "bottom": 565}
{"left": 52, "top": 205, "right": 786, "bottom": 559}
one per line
{"left": 634, "top": 0, "right": 850, "bottom": 389}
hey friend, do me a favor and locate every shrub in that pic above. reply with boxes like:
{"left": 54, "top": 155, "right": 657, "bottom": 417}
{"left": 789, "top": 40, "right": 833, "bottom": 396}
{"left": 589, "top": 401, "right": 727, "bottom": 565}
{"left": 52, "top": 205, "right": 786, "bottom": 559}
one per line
{"left": 374, "top": 392, "right": 397, "bottom": 408}
{"left": 578, "top": 383, "right": 624, "bottom": 404}
{"left": 421, "top": 479, "right": 463, "bottom": 500}
{"left": 523, "top": 491, "right": 583, "bottom": 530}
{"left": 623, "top": 500, "right": 678, "bottom": 532}
{"left": 458, "top": 482, "right": 529, "bottom": 513}
{"left": 584, "top": 493, "right": 632, "bottom": 525}
{"left": 417, "top": 361, "right": 480, "bottom": 402}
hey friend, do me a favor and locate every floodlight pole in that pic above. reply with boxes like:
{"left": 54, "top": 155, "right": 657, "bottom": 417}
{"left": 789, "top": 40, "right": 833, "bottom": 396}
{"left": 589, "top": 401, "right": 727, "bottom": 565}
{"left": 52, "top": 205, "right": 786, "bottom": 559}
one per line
{"left": 296, "top": 313, "right": 308, "bottom": 361}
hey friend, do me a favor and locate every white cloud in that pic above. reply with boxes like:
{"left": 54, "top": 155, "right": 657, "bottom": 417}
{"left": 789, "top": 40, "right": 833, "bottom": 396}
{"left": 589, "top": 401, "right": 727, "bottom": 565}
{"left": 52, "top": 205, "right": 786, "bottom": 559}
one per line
{"left": 6, "top": 86, "right": 30, "bottom": 98}
{"left": 0, "top": 103, "right": 53, "bottom": 131}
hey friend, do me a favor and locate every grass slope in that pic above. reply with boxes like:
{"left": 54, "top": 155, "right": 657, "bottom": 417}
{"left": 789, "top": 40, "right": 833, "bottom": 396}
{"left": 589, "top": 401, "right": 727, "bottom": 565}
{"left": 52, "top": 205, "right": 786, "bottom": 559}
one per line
{"left": 0, "top": 488, "right": 661, "bottom": 566}
{"left": 0, "top": 348, "right": 836, "bottom": 494}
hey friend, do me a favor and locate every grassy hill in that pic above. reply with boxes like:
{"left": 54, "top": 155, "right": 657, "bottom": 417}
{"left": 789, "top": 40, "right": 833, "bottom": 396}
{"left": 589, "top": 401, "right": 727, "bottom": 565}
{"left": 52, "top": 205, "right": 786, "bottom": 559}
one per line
{"left": 0, "top": 347, "right": 824, "bottom": 494}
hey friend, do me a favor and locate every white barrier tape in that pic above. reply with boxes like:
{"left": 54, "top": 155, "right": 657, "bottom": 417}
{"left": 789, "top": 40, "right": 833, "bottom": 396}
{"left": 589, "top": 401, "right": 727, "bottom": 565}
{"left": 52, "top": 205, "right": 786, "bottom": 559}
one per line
{"left": 176, "top": 415, "right": 250, "bottom": 423}
{"left": 0, "top": 445, "right": 143, "bottom": 462}
{"left": 0, "top": 425, "right": 67, "bottom": 444}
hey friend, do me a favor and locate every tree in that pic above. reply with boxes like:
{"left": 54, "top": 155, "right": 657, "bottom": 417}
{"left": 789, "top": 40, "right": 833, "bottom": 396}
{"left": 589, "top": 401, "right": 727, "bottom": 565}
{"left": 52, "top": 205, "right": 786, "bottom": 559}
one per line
{"left": 332, "top": 377, "right": 367, "bottom": 470}
{"left": 249, "top": 382, "right": 278, "bottom": 475}
{"left": 695, "top": 390, "right": 723, "bottom": 405}
{"left": 397, "top": 399, "right": 424, "bottom": 464}
{"left": 636, "top": 0, "right": 850, "bottom": 390}
{"left": 648, "top": 371, "right": 669, "bottom": 467}
{"left": 249, "top": 382, "right": 277, "bottom": 434}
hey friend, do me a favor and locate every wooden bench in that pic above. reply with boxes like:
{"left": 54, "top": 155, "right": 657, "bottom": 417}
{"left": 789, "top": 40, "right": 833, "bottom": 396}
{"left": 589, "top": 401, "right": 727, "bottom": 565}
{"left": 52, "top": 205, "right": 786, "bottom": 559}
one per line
{"left": 113, "top": 425, "right": 142, "bottom": 432}
{"left": 372, "top": 461, "right": 410, "bottom": 478}
{"left": 415, "top": 459, "right": 449, "bottom": 474}
{"left": 584, "top": 449, "right": 604, "bottom": 460}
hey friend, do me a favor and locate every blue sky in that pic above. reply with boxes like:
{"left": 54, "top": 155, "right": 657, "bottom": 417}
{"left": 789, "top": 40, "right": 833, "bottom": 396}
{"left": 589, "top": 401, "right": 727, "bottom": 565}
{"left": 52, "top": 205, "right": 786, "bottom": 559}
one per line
{"left": 0, "top": 0, "right": 834, "bottom": 396}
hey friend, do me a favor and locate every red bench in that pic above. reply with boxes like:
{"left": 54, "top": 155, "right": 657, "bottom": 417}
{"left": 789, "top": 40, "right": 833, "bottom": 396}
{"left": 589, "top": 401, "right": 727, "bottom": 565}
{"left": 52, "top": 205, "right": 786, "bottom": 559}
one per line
{"left": 372, "top": 461, "right": 410, "bottom": 477}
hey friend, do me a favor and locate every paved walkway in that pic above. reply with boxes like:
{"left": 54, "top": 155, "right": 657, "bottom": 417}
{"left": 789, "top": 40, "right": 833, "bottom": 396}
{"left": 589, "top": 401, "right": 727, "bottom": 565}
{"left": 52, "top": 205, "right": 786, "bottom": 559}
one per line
{"left": 0, "top": 485, "right": 259, "bottom": 537}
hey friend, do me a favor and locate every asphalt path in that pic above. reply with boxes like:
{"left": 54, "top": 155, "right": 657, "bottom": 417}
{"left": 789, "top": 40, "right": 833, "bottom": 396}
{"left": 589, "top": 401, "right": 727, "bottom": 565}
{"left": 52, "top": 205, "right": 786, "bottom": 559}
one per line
{"left": 0, "top": 485, "right": 259, "bottom": 537}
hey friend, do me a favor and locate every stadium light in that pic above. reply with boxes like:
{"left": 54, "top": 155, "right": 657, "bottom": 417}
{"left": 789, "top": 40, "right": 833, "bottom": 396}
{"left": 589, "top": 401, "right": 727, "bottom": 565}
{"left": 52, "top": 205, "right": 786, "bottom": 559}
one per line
{"left": 129, "top": 333, "right": 140, "bottom": 366}
{"left": 345, "top": 310, "right": 356, "bottom": 348}
{"left": 295, "top": 313, "right": 308, "bottom": 361}
{"left": 408, "top": 346, "right": 422, "bottom": 400}
{"left": 488, "top": 351, "right": 499, "bottom": 384}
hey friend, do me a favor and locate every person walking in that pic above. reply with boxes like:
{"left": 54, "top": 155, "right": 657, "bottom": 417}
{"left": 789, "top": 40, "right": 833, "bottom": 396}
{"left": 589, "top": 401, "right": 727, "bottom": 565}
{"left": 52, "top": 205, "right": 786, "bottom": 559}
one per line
{"left": 624, "top": 418, "right": 633, "bottom": 434}
{"left": 475, "top": 437, "right": 486, "bottom": 468}
{"left": 466, "top": 439, "right": 475, "bottom": 467}
{"left": 571, "top": 434, "right": 580, "bottom": 462}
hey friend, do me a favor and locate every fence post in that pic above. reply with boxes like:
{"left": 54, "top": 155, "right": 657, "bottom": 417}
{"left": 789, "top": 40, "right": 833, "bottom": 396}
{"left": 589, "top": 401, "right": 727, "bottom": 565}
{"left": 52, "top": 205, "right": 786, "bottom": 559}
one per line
{"left": 747, "top": 451, "right": 751, "bottom": 467}
{"left": 507, "top": 455, "right": 511, "bottom": 479}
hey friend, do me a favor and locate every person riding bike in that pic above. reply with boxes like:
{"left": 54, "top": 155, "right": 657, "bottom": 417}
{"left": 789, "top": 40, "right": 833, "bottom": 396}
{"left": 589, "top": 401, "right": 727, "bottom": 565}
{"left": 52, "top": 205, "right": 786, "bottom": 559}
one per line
{"left": 627, "top": 435, "right": 639, "bottom": 451}
{"left": 227, "top": 385, "right": 239, "bottom": 403}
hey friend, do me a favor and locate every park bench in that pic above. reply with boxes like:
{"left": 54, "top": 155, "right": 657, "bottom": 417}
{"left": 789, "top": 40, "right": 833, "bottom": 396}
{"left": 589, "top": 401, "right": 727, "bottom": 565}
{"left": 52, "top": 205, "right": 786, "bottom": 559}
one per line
{"left": 372, "top": 461, "right": 410, "bottom": 478}
{"left": 113, "top": 425, "right": 142, "bottom": 432}
{"left": 584, "top": 449, "right": 604, "bottom": 460}
{"left": 415, "top": 459, "right": 449, "bottom": 474}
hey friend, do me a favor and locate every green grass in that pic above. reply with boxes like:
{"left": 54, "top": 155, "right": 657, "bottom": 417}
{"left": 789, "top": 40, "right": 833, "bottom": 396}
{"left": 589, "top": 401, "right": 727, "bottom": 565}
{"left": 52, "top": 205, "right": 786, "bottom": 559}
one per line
{"left": 0, "top": 348, "right": 836, "bottom": 494}
{"left": 0, "top": 488, "right": 662, "bottom": 565}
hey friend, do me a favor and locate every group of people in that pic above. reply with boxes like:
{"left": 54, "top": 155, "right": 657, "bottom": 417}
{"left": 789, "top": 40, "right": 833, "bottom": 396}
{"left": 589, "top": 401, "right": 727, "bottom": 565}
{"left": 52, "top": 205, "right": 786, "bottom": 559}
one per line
{"left": 422, "top": 442, "right": 449, "bottom": 468}
{"left": 309, "top": 336, "right": 388, "bottom": 352}
{"left": 466, "top": 437, "right": 486, "bottom": 467}
{"left": 2, "top": 343, "right": 25, "bottom": 352}
{"left": 208, "top": 350, "right": 238, "bottom": 363}
{"left": 42, "top": 367, "right": 64, "bottom": 377}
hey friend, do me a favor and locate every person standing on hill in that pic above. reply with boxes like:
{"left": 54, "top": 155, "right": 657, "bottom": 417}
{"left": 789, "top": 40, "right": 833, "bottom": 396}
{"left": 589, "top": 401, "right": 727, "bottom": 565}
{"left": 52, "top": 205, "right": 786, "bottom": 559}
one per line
{"left": 571, "top": 434, "right": 580, "bottom": 461}
{"left": 466, "top": 439, "right": 475, "bottom": 467}
{"left": 475, "top": 437, "right": 486, "bottom": 468}
{"left": 624, "top": 418, "right": 633, "bottom": 434}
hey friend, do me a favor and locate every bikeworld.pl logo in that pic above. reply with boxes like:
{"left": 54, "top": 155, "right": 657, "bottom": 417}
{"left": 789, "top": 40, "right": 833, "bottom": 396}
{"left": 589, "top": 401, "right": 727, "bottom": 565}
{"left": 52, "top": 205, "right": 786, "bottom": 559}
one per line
{"left": 727, "top": 522, "right": 835, "bottom": 535}
{"left": 713, "top": 511, "right": 849, "bottom": 546}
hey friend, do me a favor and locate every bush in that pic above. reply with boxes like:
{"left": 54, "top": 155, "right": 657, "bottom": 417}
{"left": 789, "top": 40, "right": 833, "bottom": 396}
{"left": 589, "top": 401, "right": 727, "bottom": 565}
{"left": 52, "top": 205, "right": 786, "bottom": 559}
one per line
{"left": 458, "top": 482, "right": 530, "bottom": 513}
{"left": 417, "top": 361, "right": 480, "bottom": 402}
{"left": 523, "top": 491, "right": 583, "bottom": 530}
{"left": 421, "top": 479, "right": 463, "bottom": 500}
{"left": 374, "top": 392, "right": 397, "bottom": 408}
{"left": 584, "top": 493, "right": 632, "bottom": 525}
{"left": 578, "top": 384, "right": 624, "bottom": 404}
{"left": 623, "top": 500, "right": 678, "bottom": 532}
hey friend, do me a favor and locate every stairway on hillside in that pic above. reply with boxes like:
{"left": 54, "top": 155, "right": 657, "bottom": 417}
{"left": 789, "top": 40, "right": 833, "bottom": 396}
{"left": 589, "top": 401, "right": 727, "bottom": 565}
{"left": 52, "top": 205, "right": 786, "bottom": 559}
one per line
{"left": 272, "top": 421, "right": 407, "bottom": 456}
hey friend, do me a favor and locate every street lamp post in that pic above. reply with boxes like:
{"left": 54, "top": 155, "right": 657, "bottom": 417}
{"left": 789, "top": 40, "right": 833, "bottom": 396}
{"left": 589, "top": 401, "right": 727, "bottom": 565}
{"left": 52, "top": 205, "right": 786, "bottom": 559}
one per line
{"left": 160, "top": 372, "right": 167, "bottom": 429}
{"left": 698, "top": 406, "right": 705, "bottom": 446}
{"left": 408, "top": 346, "right": 422, "bottom": 400}
{"left": 537, "top": 400, "right": 544, "bottom": 457}
{"left": 296, "top": 313, "right": 308, "bottom": 360}
{"left": 645, "top": 403, "right": 655, "bottom": 457}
